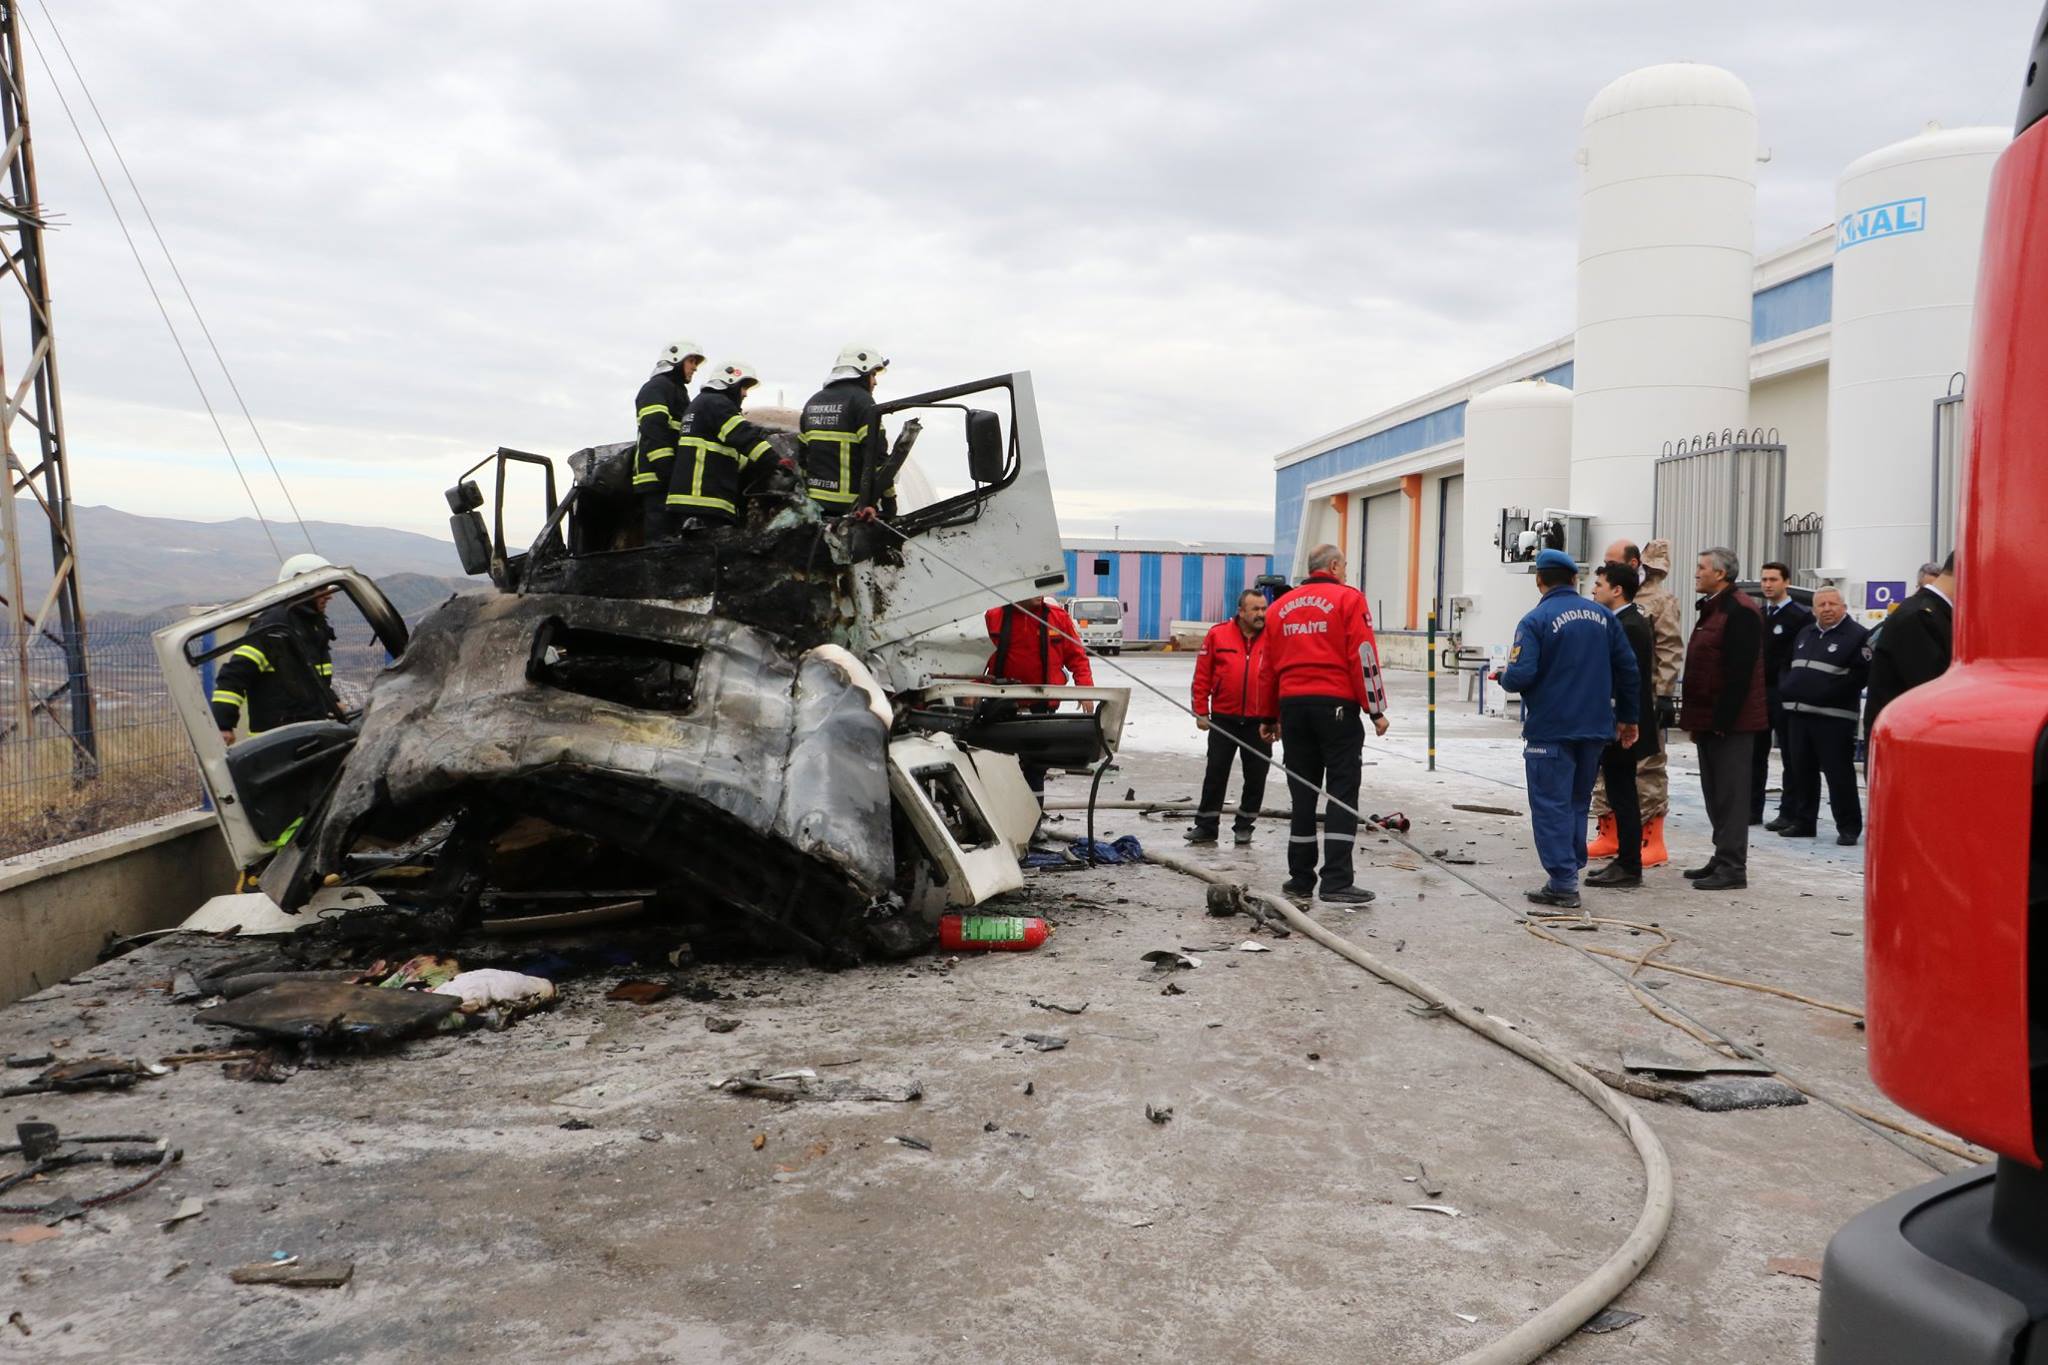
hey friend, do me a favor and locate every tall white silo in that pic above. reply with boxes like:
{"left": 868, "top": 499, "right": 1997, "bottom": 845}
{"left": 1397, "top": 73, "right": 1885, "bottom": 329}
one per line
{"left": 1823, "top": 124, "right": 2006, "bottom": 588}
{"left": 1570, "top": 63, "right": 1760, "bottom": 552}
{"left": 1461, "top": 379, "right": 1573, "bottom": 656}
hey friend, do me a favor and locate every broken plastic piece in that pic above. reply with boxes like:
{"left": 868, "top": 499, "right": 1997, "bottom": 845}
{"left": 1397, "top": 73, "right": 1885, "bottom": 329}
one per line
{"left": 229, "top": 1259, "right": 355, "bottom": 1288}
{"left": 1145, "top": 1104, "right": 1173, "bottom": 1124}
{"left": 1579, "top": 1308, "right": 1645, "bottom": 1333}
{"left": 607, "top": 979, "right": 673, "bottom": 1005}
{"left": 197, "top": 982, "right": 459, "bottom": 1045}
{"left": 891, "top": 1135, "right": 931, "bottom": 1152}
{"left": 159, "top": 1197, "right": 204, "bottom": 1230}
{"left": 1142, "top": 950, "right": 1200, "bottom": 971}
{"left": 715, "top": 1070, "right": 922, "bottom": 1103}
{"left": 1408, "top": 1203, "right": 1462, "bottom": 1217}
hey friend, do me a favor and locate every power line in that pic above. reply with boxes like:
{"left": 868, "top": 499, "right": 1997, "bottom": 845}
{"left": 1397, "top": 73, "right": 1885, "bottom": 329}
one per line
{"left": 17, "top": 15, "right": 283, "bottom": 563}
{"left": 31, "top": 0, "right": 315, "bottom": 554}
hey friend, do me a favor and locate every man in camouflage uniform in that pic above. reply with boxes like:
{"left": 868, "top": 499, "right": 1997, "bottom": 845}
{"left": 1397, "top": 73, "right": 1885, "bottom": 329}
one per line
{"left": 1589, "top": 538, "right": 1681, "bottom": 866}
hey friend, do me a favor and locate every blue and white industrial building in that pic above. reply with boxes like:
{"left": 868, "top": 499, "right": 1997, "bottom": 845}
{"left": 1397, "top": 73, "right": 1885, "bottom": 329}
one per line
{"left": 1272, "top": 61, "right": 2001, "bottom": 668}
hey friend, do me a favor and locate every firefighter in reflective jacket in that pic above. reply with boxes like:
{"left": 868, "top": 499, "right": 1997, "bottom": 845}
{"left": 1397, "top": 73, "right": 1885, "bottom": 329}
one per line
{"left": 799, "top": 343, "right": 893, "bottom": 519}
{"left": 210, "top": 554, "right": 346, "bottom": 744}
{"left": 665, "top": 361, "right": 780, "bottom": 529}
{"left": 631, "top": 338, "right": 703, "bottom": 541}
{"left": 983, "top": 596, "right": 1094, "bottom": 798}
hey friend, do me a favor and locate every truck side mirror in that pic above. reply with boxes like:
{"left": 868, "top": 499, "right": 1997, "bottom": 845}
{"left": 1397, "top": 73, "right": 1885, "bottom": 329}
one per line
{"left": 451, "top": 510, "right": 492, "bottom": 576}
{"left": 965, "top": 410, "right": 1004, "bottom": 484}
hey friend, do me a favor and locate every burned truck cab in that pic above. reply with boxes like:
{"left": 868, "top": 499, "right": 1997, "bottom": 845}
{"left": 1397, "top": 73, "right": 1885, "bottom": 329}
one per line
{"left": 157, "top": 372, "right": 1128, "bottom": 961}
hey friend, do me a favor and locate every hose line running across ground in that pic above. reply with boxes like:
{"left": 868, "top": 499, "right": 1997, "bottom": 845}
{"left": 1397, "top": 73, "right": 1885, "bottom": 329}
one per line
{"left": 1139, "top": 845, "right": 1674, "bottom": 1365}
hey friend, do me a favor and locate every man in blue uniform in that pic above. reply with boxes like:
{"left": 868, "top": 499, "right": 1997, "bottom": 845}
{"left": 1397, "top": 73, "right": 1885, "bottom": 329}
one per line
{"left": 1499, "top": 549, "right": 1642, "bottom": 909}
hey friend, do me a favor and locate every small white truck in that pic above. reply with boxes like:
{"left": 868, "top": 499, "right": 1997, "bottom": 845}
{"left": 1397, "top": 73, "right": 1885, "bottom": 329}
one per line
{"left": 1064, "top": 596, "right": 1124, "bottom": 654}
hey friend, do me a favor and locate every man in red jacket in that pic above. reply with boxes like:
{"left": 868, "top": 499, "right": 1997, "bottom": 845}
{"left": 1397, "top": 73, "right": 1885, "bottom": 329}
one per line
{"left": 1256, "top": 544, "right": 1390, "bottom": 906}
{"left": 984, "top": 596, "right": 1095, "bottom": 798}
{"left": 1188, "top": 589, "right": 1276, "bottom": 846}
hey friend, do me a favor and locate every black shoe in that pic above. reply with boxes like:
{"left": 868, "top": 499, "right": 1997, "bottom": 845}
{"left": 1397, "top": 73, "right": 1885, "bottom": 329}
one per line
{"left": 1764, "top": 817, "right": 1793, "bottom": 832}
{"left": 1184, "top": 829, "right": 1218, "bottom": 846}
{"left": 1584, "top": 863, "right": 1642, "bottom": 888}
{"left": 1683, "top": 859, "right": 1721, "bottom": 880}
{"left": 1693, "top": 867, "right": 1748, "bottom": 891}
{"left": 1280, "top": 878, "right": 1314, "bottom": 906}
{"left": 1232, "top": 827, "right": 1254, "bottom": 846}
{"left": 1836, "top": 830, "right": 1861, "bottom": 846}
{"left": 1319, "top": 885, "right": 1376, "bottom": 905}
{"left": 1777, "top": 824, "right": 1818, "bottom": 838}
{"left": 1525, "top": 886, "right": 1582, "bottom": 910}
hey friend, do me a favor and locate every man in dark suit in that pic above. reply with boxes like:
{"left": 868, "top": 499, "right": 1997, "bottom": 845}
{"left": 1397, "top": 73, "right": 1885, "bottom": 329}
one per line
{"left": 1585, "top": 560, "right": 1658, "bottom": 888}
{"left": 1864, "top": 550, "right": 1956, "bottom": 740}
{"left": 1755, "top": 561, "right": 1814, "bottom": 828}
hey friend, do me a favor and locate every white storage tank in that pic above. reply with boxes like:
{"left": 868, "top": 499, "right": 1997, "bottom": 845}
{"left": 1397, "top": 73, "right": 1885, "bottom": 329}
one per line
{"left": 1823, "top": 123, "right": 2006, "bottom": 587}
{"left": 1570, "top": 63, "right": 1759, "bottom": 551}
{"left": 1460, "top": 379, "right": 1573, "bottom": 659}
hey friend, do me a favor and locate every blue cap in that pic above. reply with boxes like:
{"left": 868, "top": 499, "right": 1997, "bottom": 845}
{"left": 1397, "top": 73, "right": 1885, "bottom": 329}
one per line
{"left": 1534, "top": 548, "right": 1577, "bottom": 574}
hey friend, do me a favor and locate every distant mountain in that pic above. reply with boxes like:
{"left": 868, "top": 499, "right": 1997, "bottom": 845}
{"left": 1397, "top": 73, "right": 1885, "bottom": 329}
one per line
{"left": 55, "top": 506, "right": 478, "bottom": 615}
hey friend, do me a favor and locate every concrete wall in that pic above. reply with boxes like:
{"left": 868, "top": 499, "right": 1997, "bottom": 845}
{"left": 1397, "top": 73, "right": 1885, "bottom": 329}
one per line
{"left": 0, "top": 810, "right": 234, "bottom": 1005}
{"left": 1750, "top": 364, "right": 1831, "bottom": 519}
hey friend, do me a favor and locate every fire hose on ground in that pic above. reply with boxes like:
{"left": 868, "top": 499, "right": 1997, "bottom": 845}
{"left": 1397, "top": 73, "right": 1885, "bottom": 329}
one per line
{"left": 1041, "top": 804, "right": 1674, "bottom": 1365}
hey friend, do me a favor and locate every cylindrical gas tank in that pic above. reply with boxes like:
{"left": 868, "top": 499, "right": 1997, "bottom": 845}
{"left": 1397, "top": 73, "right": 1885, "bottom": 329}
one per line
{"left": 1461, "top": 379, "right": 1573, "bottom": 656}
{"left": 1570, "top": 63, "right": 1758, "bottom": 551}
{"left": 1823, "top": 124, "right": 2006, "bottom": 586}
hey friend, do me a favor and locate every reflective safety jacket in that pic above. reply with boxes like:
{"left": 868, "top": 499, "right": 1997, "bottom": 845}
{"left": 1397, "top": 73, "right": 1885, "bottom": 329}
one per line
{"left": 209, "top": 602, "right": 340, "bottom": 734}
{"left": 799, "top": 378, "right": 893, "bottom": 515}
{"left": 1257, "top": 572, "right": 1386, "bottom": 715}
{"left": 665, "top": 388, "right": 779, "bottom": 524}
{"left": 631, "top": 371, "right": 691, "bottom": 504}
{"left": 1192, "top": 618, "right": 1274, "bottom": 720}
{"left": 1781, "top": 617, "right": 1872, "bottom": 722}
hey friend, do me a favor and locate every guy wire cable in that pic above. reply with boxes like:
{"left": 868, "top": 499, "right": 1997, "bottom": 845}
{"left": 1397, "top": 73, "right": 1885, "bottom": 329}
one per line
{"left": 20, "top": 15, "right": 283, "bottom": 563}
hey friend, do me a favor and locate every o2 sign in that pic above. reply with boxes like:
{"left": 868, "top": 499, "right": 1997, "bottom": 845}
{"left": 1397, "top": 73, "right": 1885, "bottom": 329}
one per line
{"left": 1866, "top": 580, "right": 1908, "bottom": 611}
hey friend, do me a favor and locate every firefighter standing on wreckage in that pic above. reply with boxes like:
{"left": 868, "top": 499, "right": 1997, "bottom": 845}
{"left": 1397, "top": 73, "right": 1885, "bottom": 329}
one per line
{"left": 664, "top": 361, "right": 785, "bottom": 532}
{"left": 630, "top": 339, "right": 704, "bottom": 542}
{"left": 800, "top": 343, "right": 895, "bottom": 520}
{"left": 1255, "top": 543, "right": 1388, "bottom": 909}
{"left": 210, "top": 554, "right": 348, "bottom": 744}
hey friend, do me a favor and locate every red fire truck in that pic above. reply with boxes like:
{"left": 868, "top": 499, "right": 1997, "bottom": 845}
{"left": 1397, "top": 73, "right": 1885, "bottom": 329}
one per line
{"left": 1814, "top": 12, "right": 2048, "bottom": 1361}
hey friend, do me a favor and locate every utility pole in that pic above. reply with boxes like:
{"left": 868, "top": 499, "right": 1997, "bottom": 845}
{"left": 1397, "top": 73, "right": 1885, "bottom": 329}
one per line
{"left": 0, "top": 0, "right": 93, "bottom": 768}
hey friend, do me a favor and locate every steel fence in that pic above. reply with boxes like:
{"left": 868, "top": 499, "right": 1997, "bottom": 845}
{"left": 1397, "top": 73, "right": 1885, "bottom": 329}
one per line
{"left": 1652, "top": 431, "right": 1788, "bottom": 637}
{"left": 0, "top": 627, "right": 195, "bottom": 860}
{"left": 1783, "top": 512, "right": 1824, "bottom": 587}
{"left": 0, "top": 613, "right": 403, "bottom": 861}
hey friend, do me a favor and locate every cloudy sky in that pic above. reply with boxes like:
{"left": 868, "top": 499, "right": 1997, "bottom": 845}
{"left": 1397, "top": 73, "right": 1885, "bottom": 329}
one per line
{"left": 19, "top": 1, "right": 2038, "bottom": 550}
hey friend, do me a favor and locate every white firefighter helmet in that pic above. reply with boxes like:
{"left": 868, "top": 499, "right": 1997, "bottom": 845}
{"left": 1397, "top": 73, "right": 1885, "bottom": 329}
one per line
{"left": 277, "top": 553, "right": 332, "bottom": 583}
{"left": 829, "top": 343, "right": 889, "bottom": 380}
{"left": 699, "top": 360, "right": 759, "bottom": 392}
{"left": 655, "top": 338, "right": 705, "bottom": 375}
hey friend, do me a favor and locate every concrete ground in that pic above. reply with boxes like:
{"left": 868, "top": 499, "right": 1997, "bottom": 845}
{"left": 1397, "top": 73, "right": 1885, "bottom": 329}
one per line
{"left": 0, "top": 656, "right": 1951, "bottom": 1363}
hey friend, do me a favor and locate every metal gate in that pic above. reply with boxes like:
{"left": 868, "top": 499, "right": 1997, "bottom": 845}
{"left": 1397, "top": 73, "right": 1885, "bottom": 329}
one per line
{"left": 1930, "top": 374, "right": 1964, "bottom": 566}
{"left": 1652, "top": 430, "right": 1787, "bottom": 637}
{"left": 1782, "top": 512, "right": 1824, "bottom": 586}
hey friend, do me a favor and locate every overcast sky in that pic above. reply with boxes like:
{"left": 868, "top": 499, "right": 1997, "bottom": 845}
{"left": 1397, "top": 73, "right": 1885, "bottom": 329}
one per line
{"left": 19, "top": 1, "right": 2038, "bottom": 550}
